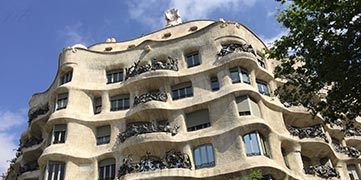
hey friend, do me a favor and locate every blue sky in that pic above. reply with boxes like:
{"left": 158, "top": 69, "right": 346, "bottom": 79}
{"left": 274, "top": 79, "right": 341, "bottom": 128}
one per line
{"left": 0, "top": 0, "right": 287, "bottom": 174}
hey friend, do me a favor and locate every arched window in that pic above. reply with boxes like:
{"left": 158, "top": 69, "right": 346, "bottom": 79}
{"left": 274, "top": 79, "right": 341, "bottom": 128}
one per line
{"left": 193, "top": 144, "right": 215, "bottom": 169}
{"left": 243, "top": 132, "right": 270, "bottom": 157}
{"left": 98, "top": 158, "right": 116, "bottom": 180}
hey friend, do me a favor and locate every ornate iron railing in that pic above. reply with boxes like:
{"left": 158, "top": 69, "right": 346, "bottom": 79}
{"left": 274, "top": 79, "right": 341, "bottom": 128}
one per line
{"left": 287, "top": 125, "right": 328, "bottom": 143}
{"left": 28, "top": 105, "right": 49, "bottom": 124}
{"left": 21, "top": 137, "right": 43, "bottom": 149}
{"left": 344, "top": 127, "right": 361, "bottom": 137}
{"left": 19, "top": 161, "right": 39, "bottom": 175}
{"left": 304, "top": 165, "right": 339, "bottom": 179}
{"left": 118, "top": 150, "right": 191, "bottom": 178}
{"left": 333, "top": 143, "right": 361, "bottom": 158}
{"left": 134, "top": 91, "right": 167, "bottom": 106}
{"left": 118, "top": 121, "right": 179, "bottom": 143}
{"left": 125, "top": 56, "right": 178, "bottom": 80}
{"left": 217, "top": 43, "right": 256, "bottom": 57}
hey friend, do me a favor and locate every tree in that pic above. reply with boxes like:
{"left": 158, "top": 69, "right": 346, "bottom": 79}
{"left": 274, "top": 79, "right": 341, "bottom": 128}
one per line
{"left": 268, "top": 0, "right": 361, "bottom": 125}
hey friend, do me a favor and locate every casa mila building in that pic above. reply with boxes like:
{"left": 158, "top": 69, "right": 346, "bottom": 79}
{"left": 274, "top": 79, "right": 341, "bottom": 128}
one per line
{"left": 5, "top": 9, "right": 361, "bottom": 180}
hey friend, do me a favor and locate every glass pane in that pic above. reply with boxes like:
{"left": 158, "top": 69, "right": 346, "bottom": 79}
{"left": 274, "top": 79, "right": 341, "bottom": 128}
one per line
{"left": 172, "top": 90, "right": 178, "bottom": 100}
{"left": 187, "top": 56, "right": 193, "bottom": 67}
{"left": 243, "top": 134, "right": 252, "bottom": 155}
{"left": 99, "top": 167, "right": 104, "bottom": 179}
{"left": 193, "top": 54, "right": 200, "bottom": 65}
{"left": 111, "top": 164, "right": 116, "bottom": 178}
{"left": 59, "top": 164, "right": 65, "bottom": 180}
{"left": 47, "top": 164, "right": 54, "bottom": 180}
{"left": 107, "top": 74, "right": 112, "bottom": 83}
{"left": 251, "top": 133, "right": 260, "bottom": 155}
{"left": 201, "top": 146, "right": 207, "bottom": 164}
{"left": 105, "top": 166, "right": 110, "bottom": 177}
{"left": 59, "top": 131, "right": 65, "bottom": 143}
{"left": 231, "top": 70, "right": 240, "bottom": 83}
{"left": 207, "top": 145, "right": 214, "bottom": 163}
{"left": 194, "top": 148, "right": 201, "bottom": 166}
{"left": 53, "top": 164, "right": 59, "bottom": 180}
{"left": 179, "top": 88, "right": 185, "bottom": 98}
{"left": 242, "top": 71, "right": 250, "bottom": 83}
{"left": 186, "top": 86, "right": 193, "bottom": 96}
{"left": 124, "top": 98, "right": 130, "bottom": 109}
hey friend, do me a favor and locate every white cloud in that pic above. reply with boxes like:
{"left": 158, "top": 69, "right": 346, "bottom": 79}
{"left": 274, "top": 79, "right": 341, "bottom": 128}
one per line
{"left": 126, "top": 0, "right": 257, "bottom": 30}
{"left": 0, "top": 109, "right": 26, "bottom": 175}
{"left": 58, "top": 22, "right": 95, "bottom": 47}
{"left": 261, "top": 30, "right": 288, "bottom": 48}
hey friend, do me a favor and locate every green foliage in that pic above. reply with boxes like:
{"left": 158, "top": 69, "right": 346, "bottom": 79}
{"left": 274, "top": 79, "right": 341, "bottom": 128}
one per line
{"left": 240, "top": 169, "right": 263, "bottom": 180}
{"left": 268, "top": 0, "right": 361, "bottom": 125}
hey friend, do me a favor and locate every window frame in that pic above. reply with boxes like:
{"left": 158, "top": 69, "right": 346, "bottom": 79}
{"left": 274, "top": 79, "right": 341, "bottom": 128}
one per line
{"left": 171, "top": 82, "right": 193, "bottom": 100}
{"left": 98, "top": 158, "right": 116, "bottom": 180}
{"left": 52, "top": 124, "right": 67, "bottom": 144}
{"left": 193, "top": 144, "right": 215, "bottom": 169}
{"left": 110, "top": 94, "right": 130, "bottom": 111}
{"left": 60, "top": 71, "right": 72, "bottom": 85}
{"left": 347, "top": 164, "right": 361, "bottom": 180}
{"left": 229, "top": 67, "right": 250, "bottom": 84}
{"left": 243, "top": 131, "right": 270, "bottom": 157}
{"left": 185, "top": 52, "right": 201, "bottom": 68}
{"left": 210, "top": 76, "right": 220, "bottom": 91}
{"left": 45, "top": 161, "right": 66, "bottom": 180}
{"left": 256, "top": 80, "right": 270, "bottom": 96}
{"left": 56, "top": 93, "right": 68, "bottom": 110}
{"left": 106, "top": 69, "right": 124, "bottom": 84}
{"left": 185, "top": 109, "right": 211, "bottom": 132}
{"left": 96, "top": 125, "right": 111, "bottom": 145}
{"left": 93, "top": 96, "right": 102, "bottom": 115}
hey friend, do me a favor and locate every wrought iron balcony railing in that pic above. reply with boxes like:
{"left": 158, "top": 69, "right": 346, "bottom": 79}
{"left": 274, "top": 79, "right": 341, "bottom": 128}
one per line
{"left": 304, "top": 165, "right": 339, "bottom": 179}
{"left": 287, "top": 125, "right": 328, "bottom": 143}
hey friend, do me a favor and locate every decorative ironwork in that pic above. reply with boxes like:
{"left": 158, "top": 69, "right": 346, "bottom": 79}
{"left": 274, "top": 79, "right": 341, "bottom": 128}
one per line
{"left": 287, "top": 125, "right": 329, "bottom": 143}
{"left": 304, "top": 165, "right": 340, "bottom": 179}
{"left": 217, "top": 43, "right": 255, "bottom": 57}
{"left": 344, "top": 127, "right": 361, "bottom": 137}
{"left": 21, "top": 137, "right": 43, "bottom": 149}
{"left": 118, "top": 121, "right": 179, "bottom": 143}
{"left": 28, "top": 104, "right": 49, "bottom": 124}
{"left": 125, "top": 56, "right": 178, "bottom": 80}
{"left": 19, "top": 161, "right": 39, "bottom": 175}
{"left": 118, "top": 150, "right": 191, "bottom": 178}
{"left": 134, "top": 91, "right": 167, "bottom": 106}
{"left": 333, "top": 143, "right": 361, "bottom": 158}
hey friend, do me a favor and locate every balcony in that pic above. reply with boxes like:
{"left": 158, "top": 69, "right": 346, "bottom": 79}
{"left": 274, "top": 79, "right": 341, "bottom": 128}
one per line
{"left": 134, "top": 91, "right": 168, "bottom": 106}
{"left": 19, "top": 161, "right": 39, "bottom": 175}
{"left": 125, "top": 56, "right": 178, "bottom": 80}
{"left": 28, "top": 104, "right": 49, "bottom": 125}
{"left": 332, "top": 143, "right": 361, "bottom": 158}
{"left": 118, "top": 121, "right": 179, "bottom": 143}
{"left": 118, "top": 150, "right": 191, "bottom": 178}
{"left": 21, "top": 137, "right": 43, "bottom": 149}
{"left": 287, "top": 125, "right": 328, "bottom": 143}
{"left": 304, "top": 165, "right": 339, "bottom": 179}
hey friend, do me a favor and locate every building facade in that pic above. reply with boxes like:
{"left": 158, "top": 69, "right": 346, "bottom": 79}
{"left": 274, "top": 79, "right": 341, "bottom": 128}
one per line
{"left": 5, "top": 16, "right": 361, "bottom": 180}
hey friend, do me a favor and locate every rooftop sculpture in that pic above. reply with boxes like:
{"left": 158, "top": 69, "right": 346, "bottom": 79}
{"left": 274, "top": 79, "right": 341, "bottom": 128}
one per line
{"left": 165, "top": 8, "right": 182, "bottom": 27}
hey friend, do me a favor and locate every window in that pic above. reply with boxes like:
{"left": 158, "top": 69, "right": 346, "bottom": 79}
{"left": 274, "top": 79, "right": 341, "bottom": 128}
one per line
{"left": 282, "top": 148, "right": 290, "bottom": 168}
{"left": 348, "top": 165, "right": 360, "bottom": 180}
{"left": 56, "top": 93, "right": 68, "bottom": 110}
{"left": 257, "top": 57, "right": 266, "bottom": 69}
{"left": 52, "top": 124, "right": 67, "bottom": 144}
{"left": 257, "top": 80, "right": 270, "bottom": 96}
{"left": 45, "top": 161, "right": 65, "bottom": 180}
{"left": 186, "top": 52, "right": 200, "bottom": 68}
{"left": 171, "top": 82, "right": 193, "bottom": 100}
{"left": 229, "top": 67, "right": 250, "bottom": 84}
{"left": 98, "top": 158, "right": 116, "bottom": 180}
{"left": 94, "top": 97, "right": 102, "bottom": 115}
{"left": 186, "top": 109, "right": 211, "bottom": 132}
{"left": 106, "top": 69, "right": 123, "bottom": 84}
{"left": 96, "top": 125, "right": 110, "bottom": 145}
{"left": 210, "top": 76, "right": 219, "bottom": 91}
{"left": 243, "top": 132, "right": 270, "bottom": 157}
{"left": 236, "top": 96, "right": 261, "bottom": 117}
{"left": 110, "top": 94, "right": 130, "bottom": 111}
{"left": 60, "top": 71, "right": 72, "bottom": 85}
{"left": 193, "top": 144, "right": 215, "bottom": 169}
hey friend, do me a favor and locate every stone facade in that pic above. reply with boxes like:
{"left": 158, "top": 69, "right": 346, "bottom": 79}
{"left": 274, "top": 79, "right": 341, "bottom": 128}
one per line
{"left": 5, "top": 19, "right": 361, "bottom": 180}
